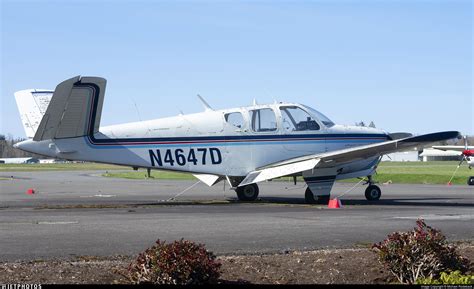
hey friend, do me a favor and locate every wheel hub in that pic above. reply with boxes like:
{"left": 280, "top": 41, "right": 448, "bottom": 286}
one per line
{"left": 244, "top": 186, "right": 255, "bottom": 197}
{"left": 370, "top": 189, "right": 379, "bottom": 198}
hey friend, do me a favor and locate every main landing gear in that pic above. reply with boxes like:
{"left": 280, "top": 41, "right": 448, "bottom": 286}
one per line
{"left": 364, "top": 175, "right": 381, "bottom": 201}
{"left": 236, "top": 183, "right": 259, "bottom": 201}
{"left": 235, "top": 175, "right": 383, "bottom": 203}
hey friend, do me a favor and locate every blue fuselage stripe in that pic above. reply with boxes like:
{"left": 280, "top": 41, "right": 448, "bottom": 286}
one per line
{"left": 84, "top": 137, "right": 386, "bottom": 149}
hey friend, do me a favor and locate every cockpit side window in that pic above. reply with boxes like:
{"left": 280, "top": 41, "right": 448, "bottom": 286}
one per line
{"left": 225, "top": 112, "right": 245, "bottom": 129}
{"left": 250, "top": 108, "right": 277, "bottom": 132}
{"left": 280, "top": 106, "right": 320, "bottom": 132}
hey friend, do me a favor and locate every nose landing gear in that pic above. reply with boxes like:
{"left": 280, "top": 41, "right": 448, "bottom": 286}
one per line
{"left": 364, "top": 175, "right": 381, "bottom": 201}
{"left": 468, "top": 176, "right": 474, "bottom": 186}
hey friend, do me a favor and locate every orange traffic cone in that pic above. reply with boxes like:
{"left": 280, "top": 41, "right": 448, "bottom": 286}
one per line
{"left": 328, "top": 198, "right": 342, "bottom": 209}
{"left": 26, "top": 188, "right": 35, "bottom": 195}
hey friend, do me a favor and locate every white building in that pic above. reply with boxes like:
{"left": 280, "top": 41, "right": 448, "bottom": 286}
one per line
{"left": 0, "top": 157, "right": 39, "bottom": 164}
{"left": 419, "top": 148, "right": 460, "bottom": 162}
{"left": 39, "top": 159, "right": 66, "bottom": 164}
{"left": 382, "top": 147, "right": 463, "bottom": 162}
{"left": 382, "top": 150, "right": 420, "bottom": 162}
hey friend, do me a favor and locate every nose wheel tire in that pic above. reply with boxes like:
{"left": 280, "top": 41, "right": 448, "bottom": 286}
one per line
{"left": 305, "top": 188, "right": 330, "bottom": 204}
{"left": 236, "top": 184, "right": 259, "bottom": 201}
{"left": 365, "top": 185, "right": 381, "bottom": 201}
{"left": 468, "top": 176, "right": 474, "bottom": 186}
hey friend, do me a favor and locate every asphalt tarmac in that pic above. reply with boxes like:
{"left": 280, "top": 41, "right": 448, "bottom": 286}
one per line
{"left": 1, "top": 170, "right": 473, "bottom": 261}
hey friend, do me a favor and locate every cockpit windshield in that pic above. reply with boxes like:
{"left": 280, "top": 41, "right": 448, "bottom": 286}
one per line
{"left": 302, "top": 105, "right": 335, "bottom": 127}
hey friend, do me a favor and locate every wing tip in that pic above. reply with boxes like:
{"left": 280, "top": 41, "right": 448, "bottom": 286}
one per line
{"left": 403, "top": 131, "right": 461, "bottom": 143}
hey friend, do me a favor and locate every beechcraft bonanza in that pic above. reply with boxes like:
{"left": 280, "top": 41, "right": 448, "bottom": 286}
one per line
{"left": 14, "top": 76, "right": 461, "bottom": 203}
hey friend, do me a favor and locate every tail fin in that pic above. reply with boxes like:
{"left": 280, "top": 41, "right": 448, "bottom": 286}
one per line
{"left": 14, "top": 89, "right": 54, "bottom": 138}
{"left": 33, "top": 76, "right": 107, "bottom": 141}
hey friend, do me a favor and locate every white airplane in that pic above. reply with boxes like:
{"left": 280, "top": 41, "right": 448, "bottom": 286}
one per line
{"left": 14, "top": 76, "right": 461, "bottom": 203}
{"left": 14, "top": 89, "right": 53, "bottom": 138}
{"left": 432, "top": 136, "right": 474, "bottom": 169}
{"left": 431, "top": 136, "right": 474, "bottom": 186}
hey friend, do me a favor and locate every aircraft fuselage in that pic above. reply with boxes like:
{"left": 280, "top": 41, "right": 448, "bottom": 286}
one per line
{"left": 17, "top": 102, "right": 388, "bottom": 179}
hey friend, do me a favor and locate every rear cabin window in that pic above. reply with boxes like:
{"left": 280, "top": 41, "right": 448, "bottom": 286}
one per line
{"left": 225, "top": 112, "right": 245, "bottom": 128}
{"left": 280, "top": 106, "right": 320, "bottom": 132}
{"left": 250, "top": 108, "right": 277, "bottom": 132}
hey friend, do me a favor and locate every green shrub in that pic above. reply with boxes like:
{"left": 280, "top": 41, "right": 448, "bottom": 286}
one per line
{"left": 416, "top": 271, "right": 474, "bottom": 285}
{"left": 126, "top": 239, "right": 221, "bottom": 284}
{"left": 372, "top": 219, "right": 469, "bottom": 284}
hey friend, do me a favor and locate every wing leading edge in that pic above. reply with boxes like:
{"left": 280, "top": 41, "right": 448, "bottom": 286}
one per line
{"left": 432, "top": 145, "right": 474, "bottom": 152}
{"left": 239, "top": 131, "right": 460, "bottom": 187}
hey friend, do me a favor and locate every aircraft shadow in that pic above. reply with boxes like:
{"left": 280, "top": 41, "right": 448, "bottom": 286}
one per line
{"left": 130, "top": 197, "right": 474, "bottom": 208}
{"left": 257, "top": 197, "right": 474, "bottom": 208}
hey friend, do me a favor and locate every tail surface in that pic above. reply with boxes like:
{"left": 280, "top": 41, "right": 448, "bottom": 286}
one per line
{"left": 33, "top": 76, "right": 107, "bottom": 141}
{"left": 14, "top": 89, "right": 54, "bottom": 138}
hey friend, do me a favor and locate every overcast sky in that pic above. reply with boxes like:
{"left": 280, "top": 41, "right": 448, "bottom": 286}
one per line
{"left": 1, "top": 0, "right": 472, "bottom": 138}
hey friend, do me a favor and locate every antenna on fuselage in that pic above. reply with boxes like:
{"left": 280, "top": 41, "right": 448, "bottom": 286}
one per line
{"left": 131, "top": 97, "right": 152, "bottom": 135}
{"left": 263, "top": 88, "right": 279, "bottom": 104}
{"left": 197, "top": 94, "right": 214, "bottom": 111}
{"left": 130, "top": 98, "right": 142, "bottom": 122}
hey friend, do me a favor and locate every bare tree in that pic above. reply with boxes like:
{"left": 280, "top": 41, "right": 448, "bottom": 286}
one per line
{"left": 0, "top": 136, "right": 44, "bottom": 158}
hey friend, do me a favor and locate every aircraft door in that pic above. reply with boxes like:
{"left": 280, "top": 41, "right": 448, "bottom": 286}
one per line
{"left": 279, "top": 106, "right": 326, "bottom": 154}
{"left": 222, "top": 111, "right": 251, "bottom": 176}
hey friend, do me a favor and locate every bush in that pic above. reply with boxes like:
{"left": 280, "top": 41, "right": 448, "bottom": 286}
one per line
{"left": 372, "top": 219, "right": 469, "bottom": 284}
{"left": 126, "top": 239, "right": 221, "bottom": 284}
{"left": 416, "top": 271, "right": 474, "bottom": 285}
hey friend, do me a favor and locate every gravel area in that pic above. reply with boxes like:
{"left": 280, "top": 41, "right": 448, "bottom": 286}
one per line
{"left": 1, "top": 243, "right": 473, "bottom": 284}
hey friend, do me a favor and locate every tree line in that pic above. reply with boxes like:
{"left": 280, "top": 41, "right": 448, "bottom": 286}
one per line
{"left": 0, "top": 134, "right": 44, "bottom": 159}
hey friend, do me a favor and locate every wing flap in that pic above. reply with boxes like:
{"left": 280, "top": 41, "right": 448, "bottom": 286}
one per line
{"left": 239, "top": 158, "right": 320, "bottom": 187}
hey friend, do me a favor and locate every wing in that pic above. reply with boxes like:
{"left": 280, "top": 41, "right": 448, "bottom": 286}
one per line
{"left": 432, "top": 145, "right": 474, "bottom": 152}
{"left": 239, "top": 131, "right": 460, "bottom": 187}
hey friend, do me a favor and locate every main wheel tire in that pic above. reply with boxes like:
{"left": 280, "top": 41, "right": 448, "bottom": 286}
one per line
{"left": 365, "top": 185, "right": 381, "bottom": 201}
{"left": 236, "top": 184, "right": 259, "bottom": 201}
{"left": 305, "top": 188, "right": 330, "bottom": 204}
{"left": 468, "top": 176, "right": 474, "bottom": 186}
